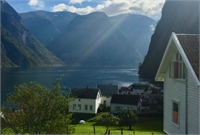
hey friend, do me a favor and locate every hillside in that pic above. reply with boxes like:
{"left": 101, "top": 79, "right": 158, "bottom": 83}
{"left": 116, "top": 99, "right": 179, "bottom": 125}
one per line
{"left": 46, "top": 12, "right": 156, "bottom": 66}
{"left": 1, "top": 1, "right": 64, "bottom": 67}
{"left": 20, "top": 11, "right": 78, "bottom": 46}
{"left": 138, "top": 0, "right": 199, "bottom": 80}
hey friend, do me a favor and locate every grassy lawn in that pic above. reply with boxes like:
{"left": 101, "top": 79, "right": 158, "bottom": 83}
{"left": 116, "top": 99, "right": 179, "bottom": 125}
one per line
{"left": 72, "top": 113, "right": 164, "bottom": 134}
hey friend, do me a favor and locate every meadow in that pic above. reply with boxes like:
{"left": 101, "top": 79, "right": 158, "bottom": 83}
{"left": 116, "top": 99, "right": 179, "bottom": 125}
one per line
{"left": 72, "top": 113, "right": 164, "bottom": 135}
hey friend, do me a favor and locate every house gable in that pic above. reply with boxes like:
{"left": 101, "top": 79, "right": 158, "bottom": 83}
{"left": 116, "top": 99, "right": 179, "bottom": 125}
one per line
{"left": 155, "top": 32, "right": 200, "bottom": 86}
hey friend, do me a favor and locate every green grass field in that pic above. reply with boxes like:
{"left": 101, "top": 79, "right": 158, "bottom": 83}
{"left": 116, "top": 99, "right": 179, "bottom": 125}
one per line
{"left": 73, "top": 113, "right": 164, "bottom": 134}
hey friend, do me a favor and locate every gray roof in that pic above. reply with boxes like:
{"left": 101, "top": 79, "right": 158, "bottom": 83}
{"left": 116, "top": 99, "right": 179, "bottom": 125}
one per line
{"left": 71, "top": 87, "right": 101, "bottom": 99}
{"left": 111, "top": 94, "right": 140, "bottom": 105}
{"left": 97, "top": 84, "right": 118, "bottom": 97}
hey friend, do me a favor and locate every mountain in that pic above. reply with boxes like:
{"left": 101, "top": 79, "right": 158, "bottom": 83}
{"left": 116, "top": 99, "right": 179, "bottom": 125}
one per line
{"left": 138, "top": 0, "right": 199, "bottom": 80}
{"left": 1, "top": 0, "right": 65, "bottom": 67}
{"left": 46, "top": 12, "right": 156, "bottom": 66}
{"left": 109, "top": 14, "right": 156, "bottom": 59}
{"left": 20, "top": 10, "right": 78, "bottom": 46}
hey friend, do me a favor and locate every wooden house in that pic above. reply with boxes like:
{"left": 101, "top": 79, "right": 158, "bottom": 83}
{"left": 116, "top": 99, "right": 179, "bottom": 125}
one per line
{"left": 155, "top": 33, "right": 200, "bottom": 134}
{"left": 97, "top": 84, "right": 118, "bottom": 107}
{"left": 110, "top": 94, "right": 141, "bottom": 114}
{"left": 69, "top": 87, "right": 102, "bottom": 114}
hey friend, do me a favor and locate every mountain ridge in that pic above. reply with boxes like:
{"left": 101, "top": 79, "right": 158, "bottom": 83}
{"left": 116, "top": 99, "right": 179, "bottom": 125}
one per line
{"left": 1, "top": 1, "right": 65, "bottom": 67}
{"left": 46, "top": 12, "right": 156, "bottom": 66}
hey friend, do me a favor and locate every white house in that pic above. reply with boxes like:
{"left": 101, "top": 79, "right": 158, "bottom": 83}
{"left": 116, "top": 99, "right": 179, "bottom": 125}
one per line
{"left": 97, "top": 84, "right": 118, "bottom": 107}
{"left": 110, "top": 94, "right": 141, "bottom": 114}
{"left": 155, "top": 32, "right": 200, "bottom": 134}
{"left": 69, "top": 87, "right": 102, "bottom": 114}
{"left": 118, "top": 83, "right": 161, "bottom": 97}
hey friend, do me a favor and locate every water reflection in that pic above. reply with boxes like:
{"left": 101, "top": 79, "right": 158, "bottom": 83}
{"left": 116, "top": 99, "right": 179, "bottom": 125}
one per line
{"left": 1, "top": 66, "right": 146, "bottom": 104}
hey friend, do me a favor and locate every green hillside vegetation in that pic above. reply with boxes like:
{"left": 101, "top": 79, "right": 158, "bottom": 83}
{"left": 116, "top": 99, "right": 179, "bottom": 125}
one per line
{"left": 1, "top": 1, "right": 65, "bottom": 67}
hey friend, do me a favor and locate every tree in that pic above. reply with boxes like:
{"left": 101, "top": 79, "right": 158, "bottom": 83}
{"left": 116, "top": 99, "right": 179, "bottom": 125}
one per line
{"left": 1, "top": 77, "right": 74, "bottom": 134}
{"left": 118, "top": 109, "right": 138, "bottom": 130}
{"left": 97, "top": 113, "right": 119, "bottom": 132}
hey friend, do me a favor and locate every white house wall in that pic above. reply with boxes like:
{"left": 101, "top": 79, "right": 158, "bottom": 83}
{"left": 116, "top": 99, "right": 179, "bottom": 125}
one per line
{"left": 187, "top": 72, "right": 199, "bottom": 133}
{"left": 164, "top": 66, "right": 186, "bottom": 134}
{"left": 95, "top": 93, "right": 102, "bottom": 113}
{"left": 69, "top": 98, "right": 97, "bottom": 114}
{"left": 101, "top": 96, "right": 111, "bottom": 107}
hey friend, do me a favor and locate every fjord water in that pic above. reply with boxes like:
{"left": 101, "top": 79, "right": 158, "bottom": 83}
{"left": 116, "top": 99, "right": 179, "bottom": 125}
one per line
{"left": 1, "top": 66, "right": 144, "bottom": 104}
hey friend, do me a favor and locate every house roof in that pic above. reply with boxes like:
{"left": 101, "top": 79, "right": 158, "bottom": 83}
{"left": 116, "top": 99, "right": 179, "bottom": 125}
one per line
{"left": 119, "top": 87, "right": 129, "bottom": 91}
{"left": 71, "top": 87, "right": 101, "bottom": 99}
{"left": 155, "top": 32, "right": 200, "bottom": 85}
{"left": 177, "top": 35, "right": 199, "bottom": 79}
{"left": 97, "top": 84, "right": 118, "bottom": 97}
{"left": 129, "top": 83, "right": 149, "bottom": 91}
{"left": 111, "top": 94, "right": 140, "bottom": 105}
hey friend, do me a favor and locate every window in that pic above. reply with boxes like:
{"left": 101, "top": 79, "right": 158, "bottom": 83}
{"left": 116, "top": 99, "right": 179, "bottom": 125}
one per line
{"left": 115, "top": 106, "right": 122, "bottom": 111}
{"left": 169, "top": 53, "right": 186, "bottom": 79}
{"left": 90, "top": 105, "right": 93, "bottom": 110}
{"left": 173, "top": 102, "right": 179, "bottom": 125}
{"left": 85, "top": 105, "right": 88, "bottom": 110}
{"left": 73, "top": 104, "right": 76, "bottom": 110}
{"left": 78, "top": 104, "right": 81, "bottom": 110}
{"left": 103, "top": 100, "right": 106, "bottom": 106}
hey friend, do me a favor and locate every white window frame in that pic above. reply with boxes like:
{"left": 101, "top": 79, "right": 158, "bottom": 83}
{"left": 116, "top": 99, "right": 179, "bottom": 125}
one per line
{"left": 176, "top": 53, "right": 186, "bottom": 79}
{"left": 169, "top": 53, "right": 186, "bottom": 80}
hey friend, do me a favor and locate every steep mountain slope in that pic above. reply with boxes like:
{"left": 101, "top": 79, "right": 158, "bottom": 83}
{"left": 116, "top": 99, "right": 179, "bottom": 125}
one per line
{"left": 47, "top": 12, "right": 156, "bottom": 66}
{"left": 20, "top": 11, "right": 78, "bottom": 46}
{"left": 110, "top": 14, "right": 156, "bottom": 58}
{"left": 138, "top": 0, "right": 199, "bottom": 80}
{"left": 1, "top": 1, "right": 64, "bottom": 67}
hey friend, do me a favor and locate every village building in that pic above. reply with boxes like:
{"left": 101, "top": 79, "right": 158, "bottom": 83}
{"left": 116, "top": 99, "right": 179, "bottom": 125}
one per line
{"left": 155, "top": 32, "right": 200, "bottom": 134}
{"left": 110, "top": 94, "right": 141, "bottom": 114}
{"left": 69, "top": 87, "right": 102, "bottom": 114}
{"left": 97, "top": 84, "right": 118, "bottom": 107}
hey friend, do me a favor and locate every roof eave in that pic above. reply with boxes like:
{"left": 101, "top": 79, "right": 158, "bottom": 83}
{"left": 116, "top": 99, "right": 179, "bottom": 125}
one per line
{"left": 155, "top": 33, "right": 175, "bottom": 82}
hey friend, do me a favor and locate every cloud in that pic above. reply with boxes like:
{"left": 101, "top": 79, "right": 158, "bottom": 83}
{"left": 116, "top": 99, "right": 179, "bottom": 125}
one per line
{"left": 69, "top": 0, "right": 92, "bottom": 5}
{"left": 129, "top": 0, "right": 165, "bottom": 16}
{"left": 52, "top": 3, "right": 95, "bottom": 15}
{"left": 28, "top": 0, "right": 45, "bottom": 9}
{"left": 52, "top": 0, "right": 165, "bottom": 19}
{"left": 69, "top": 0, "right": 85, "bottom": 5}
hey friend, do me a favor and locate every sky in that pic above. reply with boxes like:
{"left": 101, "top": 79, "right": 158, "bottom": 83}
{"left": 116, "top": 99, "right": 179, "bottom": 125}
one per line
{"left": 6, "top": 0, "right": 166, "bottom": 20}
